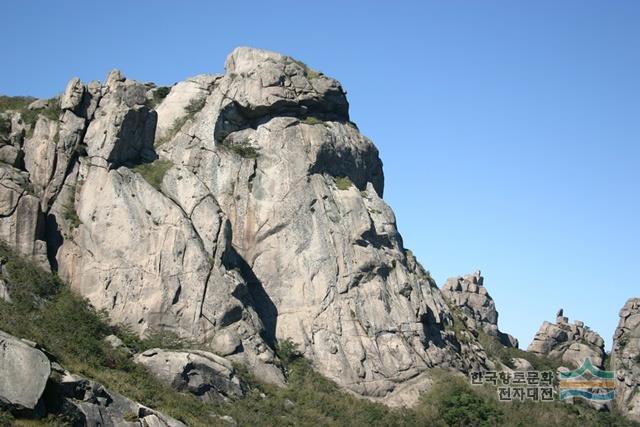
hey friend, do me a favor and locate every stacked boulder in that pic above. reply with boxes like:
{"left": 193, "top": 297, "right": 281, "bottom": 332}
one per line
{"left": 527, "top": 308, "right": 605, "bottom": 369}
{"left": 441, "top": 270, "right": 518, "bottom": 348}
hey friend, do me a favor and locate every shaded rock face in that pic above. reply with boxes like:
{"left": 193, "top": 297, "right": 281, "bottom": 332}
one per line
{"left": 612, "top": 298, "right": 640, "bottom": 421}
{"left": 0, "top": 330, "right": 50, "bottom": 413}
{"left": 441, "top": 271, "right": 518, "bottom": 348}
{"left": 134, "top": 348, "right": 244, "bottom": 403}
{"left": 527, "top": 310, "right": 605, "bottom": 369}
{"left": 53, "top": 369, "right": 186, "bottom": 427}
{"left": 0, "top": 47, "right": 487, "bottom": 402}
{"left": 0, "top": 329, "right": 184, "bottom": 426}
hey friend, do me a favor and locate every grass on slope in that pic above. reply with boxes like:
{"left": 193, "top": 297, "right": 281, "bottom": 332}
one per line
{"left": 0, "top": 241, "right": 637, "bottom": 427}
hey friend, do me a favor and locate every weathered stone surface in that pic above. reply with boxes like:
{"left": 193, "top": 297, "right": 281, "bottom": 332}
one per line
{"left": 441, "top": 270, "right": 518, "bottom": 348}
{"left": 154, "top": 74, "right": 218, "bottom": 144}
{"left": 134, "top": 348, "right": 244, "bottom": 402}
{"left": 612, "top": 298, "right": 640, "bottom": 421}
{"left": 527, "top": 312, "right": 605, "bottom": 369}
{"left": 83, "top": 70, "right": 156, "bottom": 168}
{"left": 56, "top": 369, "right": 185, "bottom": 427}
{"left": 0, "top": 164, "right": 47, "bottom": 267}
{"left": 1, "top": 47, "right": 491, "bottom": 404}
{"left": 0, "top": 330, "right": 50, "bottom": 412}
{"left": 61, "top": 77, "right": 85, "bottom": 112}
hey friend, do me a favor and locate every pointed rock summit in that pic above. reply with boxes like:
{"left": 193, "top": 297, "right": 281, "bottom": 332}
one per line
{"left": 528, "top": 310, "right": 605, "bottom": 369}
{"left": 441, "top": 271, "right": 518, "bottom": 348}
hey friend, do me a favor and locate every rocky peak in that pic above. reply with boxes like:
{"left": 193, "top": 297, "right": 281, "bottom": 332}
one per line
{"left": 612, "top": 298, "right": 640, "bottom": 421}
{"left": 441, "top": 270, "right": 518, "bottom": 348}
{"left": 528, "top": 310, "right": 605, "bottom": 369}
{"left": 0, "top": 47, "right": 491, "bottom": 406}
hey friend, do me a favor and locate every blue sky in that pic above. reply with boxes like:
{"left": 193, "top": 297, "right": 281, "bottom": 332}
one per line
{"left": 2, "top": 1, "right": 639, "bottom": 350}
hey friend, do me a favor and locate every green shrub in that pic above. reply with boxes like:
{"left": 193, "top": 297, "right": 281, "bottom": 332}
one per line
{"left": 0, "top": 95, "right": 34, "bottom": 112}
{"left": 335, "top": 176, "right": 352, "bottom": 190}
{"left": 145, "top": 86, "right": 171, "bottom": 109}
{"left": 133, "top": 159, "right": 173, "bottom": 190}
{"left": 419, "top": 373, "right": 503, "bottom": 427}
{"left": 185, "top": 96, "right": 206, "bottom": 114}
{"left": 274, "top": 338, "right": 301, "bottom": 366}
{"left": 301, "top": 116, "right": 324, "bottom": 126}
{"left": 138, "top": 328, "right": 193, "bottom": 351}
{"left": 476, "top": 330, "right": 561, "bottom": 371}
{"left": 63, "top": 200, "right": 81, "bottom": 230}
{"left": 0, "top": 96, "right": 61, "bottom": 139}
{"left": 286, "top": 57, "right": 322, "bottom": 80}
{"left": 222, "top": 142, "right": 259, "bottom": 159}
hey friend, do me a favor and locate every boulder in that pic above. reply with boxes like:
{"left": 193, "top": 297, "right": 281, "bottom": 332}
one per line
{"left": 0, "top": 330, "right": 50, "bottom": 413}
{"left": 134, "top": 348, "right": 244, "bottom": 402}
{"left": 56, "top": 369, "right": 186, "bottom": 427}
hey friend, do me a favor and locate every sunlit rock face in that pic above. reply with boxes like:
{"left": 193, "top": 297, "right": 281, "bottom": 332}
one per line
{"left": 0, "top": 47, "right": 490, "bottom": 403}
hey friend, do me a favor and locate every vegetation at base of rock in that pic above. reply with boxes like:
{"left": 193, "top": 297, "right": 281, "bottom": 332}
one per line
{"left": 0, "top": 241, "right": 637, "bottom": 427}
{"left": 0, "top": 95, "right": 61, "bottom": 139}
{"left": 0, "top": 96, "right": 35, "bottom": 113}
{"left": 335, "top": 176, "right": 352, "bottom": 190}
{"left": 477, "top": 330, "right": 562, "bottom": 371}
{"left": 133, "top": 159, "right": 173, "bottom": 190}
{"left": 0, "top": 242, "right": 223, "bottom": 426}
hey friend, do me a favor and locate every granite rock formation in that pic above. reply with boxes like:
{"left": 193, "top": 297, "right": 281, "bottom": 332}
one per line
{"left": 441, "top": 270, "right": 518, "bottom": 348}
{"left": 612, "top": 298, "right": 640, "bottom": 422}
{"left": 528, "top": 309, "right": 605, "bottom": 369}
{"left": 0, "top": 47, "right": 489, "bottom": 404}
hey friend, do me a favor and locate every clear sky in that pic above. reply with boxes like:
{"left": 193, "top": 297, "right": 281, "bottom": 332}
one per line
{"left": 2, "top": 1, "right": 638, "bottom": 351}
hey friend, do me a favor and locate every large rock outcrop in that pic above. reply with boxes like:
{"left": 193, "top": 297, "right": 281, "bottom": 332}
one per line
{"left": 0, "top": 330, "right": 50, "bottom": 413}
{"left": 0, "top": 329, "right": 183, "bottom": 426}
{"left": 528, "top": 309, "right": 605, "bottom": 369}
{"left": 441, "top": 271, "right": 518, "bottom": 348}
{"left": 0, "top": 47, "right": 490, "bottom": 404}
{"left": 134, "top": 348, "right": 245, "bottom": 403}
{"left": 612, "top": 298, "right": 640, "bottom": 421}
